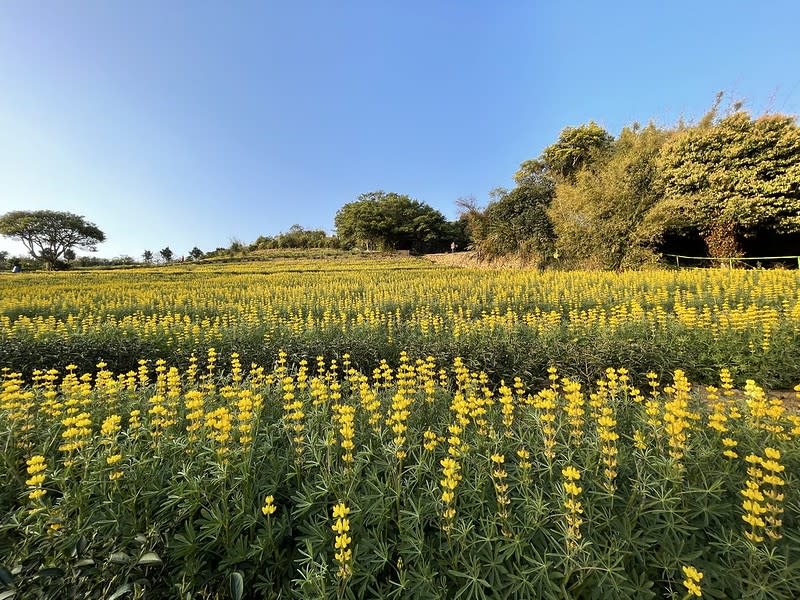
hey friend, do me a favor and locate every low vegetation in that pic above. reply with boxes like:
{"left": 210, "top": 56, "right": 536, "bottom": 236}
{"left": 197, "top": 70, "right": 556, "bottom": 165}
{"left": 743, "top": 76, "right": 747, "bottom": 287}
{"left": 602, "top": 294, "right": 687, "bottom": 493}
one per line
{"left": 2, "top": 350, "right": 800, "bottom": 598}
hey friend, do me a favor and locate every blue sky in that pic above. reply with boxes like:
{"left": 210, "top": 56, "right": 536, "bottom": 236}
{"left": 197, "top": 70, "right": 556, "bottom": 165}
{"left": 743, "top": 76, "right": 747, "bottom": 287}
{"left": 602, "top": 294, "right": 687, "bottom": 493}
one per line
{"left": 1, "top": 1, "right": 799, "bottom": 259}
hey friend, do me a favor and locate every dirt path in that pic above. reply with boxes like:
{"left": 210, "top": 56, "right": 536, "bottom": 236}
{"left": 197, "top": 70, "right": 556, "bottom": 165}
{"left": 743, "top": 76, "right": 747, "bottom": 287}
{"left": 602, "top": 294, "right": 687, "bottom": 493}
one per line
{"left": 424, "top": 251, "right": 541, "bottom": 269}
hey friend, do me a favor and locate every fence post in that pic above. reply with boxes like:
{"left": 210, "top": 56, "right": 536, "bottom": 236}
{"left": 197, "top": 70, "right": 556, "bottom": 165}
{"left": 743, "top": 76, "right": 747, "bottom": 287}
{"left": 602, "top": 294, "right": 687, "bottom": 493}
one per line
{"left": 676, "top": 256, "right": 680, "bottom": 268}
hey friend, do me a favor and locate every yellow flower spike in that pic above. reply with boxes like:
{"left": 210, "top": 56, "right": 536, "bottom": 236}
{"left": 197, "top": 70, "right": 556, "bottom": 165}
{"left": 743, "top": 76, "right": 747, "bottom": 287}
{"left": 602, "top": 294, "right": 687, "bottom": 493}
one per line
{"left": 681, "top": 565, "right": 703, "bottom": 597}
{"left": 332, "top": 502, "right": 350, "bottom": 519}
{"left": 25, "top": 474, "right": 45, "bottom": 487}
{"left": 261, "top": 495, "right": 277, "bottom": 516}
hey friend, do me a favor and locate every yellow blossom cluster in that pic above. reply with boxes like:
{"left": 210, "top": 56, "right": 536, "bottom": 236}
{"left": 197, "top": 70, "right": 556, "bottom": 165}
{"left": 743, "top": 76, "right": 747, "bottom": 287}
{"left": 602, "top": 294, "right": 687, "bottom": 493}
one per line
{"left": 331, "top": 502, "right": 353, "bottom": 579}
{"left": 25, "top": 455, "right": 47, "bottom": 500}
{"left": 741, "top": 448, "right": 786, "bottom": 543}
{"left": 682, "top": 565, "right": 704, "bottom": 597}
{"left": 261, "top": 495, "right": 277, "bottom": 516}
{"left": 562, "top": 465, "right": 583, "bottom": 547}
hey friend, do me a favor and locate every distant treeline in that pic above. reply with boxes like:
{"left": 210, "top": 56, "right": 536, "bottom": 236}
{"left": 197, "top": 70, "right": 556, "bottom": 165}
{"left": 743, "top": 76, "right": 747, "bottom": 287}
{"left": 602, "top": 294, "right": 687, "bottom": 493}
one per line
{"left": 10, "top": 95, "right": 798, "bottom": 271}
{"left": 0, "top": 251, "right": 138, "bottom": 272}
{"left": 228, "top": 96, "right": 800, "bottom": 268}
{"left": 211, "top": 191, "right": 469, "bottom": 258}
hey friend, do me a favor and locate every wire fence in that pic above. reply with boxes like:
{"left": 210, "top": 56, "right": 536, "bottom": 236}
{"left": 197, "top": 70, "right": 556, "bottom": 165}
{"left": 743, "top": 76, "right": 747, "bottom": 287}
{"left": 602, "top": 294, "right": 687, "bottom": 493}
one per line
{"left": 663, "top": 254, "right": 800, "bottom": 269}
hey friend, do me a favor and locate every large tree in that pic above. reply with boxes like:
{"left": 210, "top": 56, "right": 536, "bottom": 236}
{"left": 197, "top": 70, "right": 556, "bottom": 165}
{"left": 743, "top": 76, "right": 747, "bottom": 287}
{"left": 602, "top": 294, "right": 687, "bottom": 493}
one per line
{"left": 462, "top": 182, "right": 555, "bottom": 261}
{"left": 657, "top": 111, "right": 800, "bottom": 257}
{"left": 519, "top": 121, "right": 614, "bottom": 183}
{"left": 0, "top": 210, "right": 105, "bottom": 270}
{"left": 335, "top": 191, "right": 451, "bottom": 253}
{"left": 549, "top": 123, "right": 672, "bottom": 269}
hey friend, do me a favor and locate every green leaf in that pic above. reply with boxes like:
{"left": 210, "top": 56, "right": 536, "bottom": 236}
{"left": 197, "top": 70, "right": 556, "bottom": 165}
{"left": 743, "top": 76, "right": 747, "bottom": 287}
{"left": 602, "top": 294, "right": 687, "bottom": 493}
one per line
{"left": 0, "top": 590, "right": 16, "bottom": 600}
{"left": 137, "top": 553, "right": 162, "bottom": 567}
{"left": 109, "top": 552, "right": 131, "bottom": 565}
{"left": 36, "top": 568, "right": 64, "bottom": 579}
{"left": 0, "top": 566, "right": 12, "bottom": 586}
{"left": 73, "top": 536, "right": 88, "bottom": 558}
{"left": 74, "top": 558, "right": 96, "bottom": 569}
{"left": 107, "top": 583, "right": 133, "bottom": 600}
{"left": 230, "top": 571, "right": 244, "bottom": 600}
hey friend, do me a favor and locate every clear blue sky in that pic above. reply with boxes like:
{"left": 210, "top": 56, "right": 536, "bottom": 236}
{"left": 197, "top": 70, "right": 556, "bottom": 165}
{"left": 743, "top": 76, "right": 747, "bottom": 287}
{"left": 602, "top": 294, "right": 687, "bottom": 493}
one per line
{"left": 2, "top": 1, "right": 799, "bottom": 259}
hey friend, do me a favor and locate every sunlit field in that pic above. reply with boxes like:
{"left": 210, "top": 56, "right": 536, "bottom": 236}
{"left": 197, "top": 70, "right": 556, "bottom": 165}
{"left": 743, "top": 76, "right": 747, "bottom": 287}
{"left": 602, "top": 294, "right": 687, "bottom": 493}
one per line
{"left": 2, "top": 258, "right": 800, "bottom": 598}
{"left": 2, "top": 257, "right": 800, "bottom": 386}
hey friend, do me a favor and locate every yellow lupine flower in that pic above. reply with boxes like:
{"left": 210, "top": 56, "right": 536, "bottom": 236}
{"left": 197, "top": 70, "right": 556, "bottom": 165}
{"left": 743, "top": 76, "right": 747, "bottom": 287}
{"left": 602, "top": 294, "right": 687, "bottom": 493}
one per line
{"left": 261, "top": 495, "right": 277, "bottom": 516}
{"left": 681, "top": 565, "right": 703, "bottom": 597}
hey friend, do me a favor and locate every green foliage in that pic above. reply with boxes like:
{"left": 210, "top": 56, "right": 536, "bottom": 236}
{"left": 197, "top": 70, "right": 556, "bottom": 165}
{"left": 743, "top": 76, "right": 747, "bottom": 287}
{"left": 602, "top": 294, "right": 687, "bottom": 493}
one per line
{"left": 540, "top": 121, "right": 614, "bottom": 181}
{"left": 250, "top": 225, "right": 338, "bottom": 251}
{"left": 462, "top": 183, "right": 556, "bottom": 262}
{"left": 0, "top": 210, "right": 105, "bottom": 270}
{"left": 504, "top": 100, "right": 800, "bottom": 266}
{"left": 2, "top": 358, "right": 800, "bottom": 598}
{"left": 657, "top": 112, "right": 800, "bottom": 257}
{"left": 549, "top": 124, "right": 671, "bottom": 269}
{"left": 159, "top": 247, "right": 173, "bottom": 263}
{"left": 335, "top": 191, "right": 453, "bottom": 253}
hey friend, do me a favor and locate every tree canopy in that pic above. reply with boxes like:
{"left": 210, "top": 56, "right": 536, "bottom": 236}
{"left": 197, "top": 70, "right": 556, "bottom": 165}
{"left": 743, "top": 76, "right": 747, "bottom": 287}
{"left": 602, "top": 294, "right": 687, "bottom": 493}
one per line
{"left": 657, "top": 112, "right": 800, "bottom": 256}
{"left": 335, "top": 191, "right": 454, "bottom": 253}
{"left": 537, "top": 121, "right": 614, "bottom": 182}
{"left": 549, "top": 123, "right": 672, "bottom": 269}
{"left": 0, "top": 210, "right": 105, "bottom": 270}
{"left": 461, "top": 182, "right": 555, "bottom": 262}
{"left": 498, "top": 98, "right": 800, "bottom": 268}
{"left": 251, "top": 225, "right": 338, "bottom": 250}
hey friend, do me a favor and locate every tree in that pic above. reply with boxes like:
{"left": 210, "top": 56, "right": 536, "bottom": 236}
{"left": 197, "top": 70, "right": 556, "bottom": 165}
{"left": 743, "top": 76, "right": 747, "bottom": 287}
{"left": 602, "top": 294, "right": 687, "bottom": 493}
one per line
{"left": 142, "top": 250, "right": 153, "bottom": 263}
{"left": 461, "top": 182, "right": 555, "bottom": 262}
{"left": 657, "top": 111, "right": 800, "bottom": 257}
{"left": 160, "top": 247, "right": 173, "bottom": 263}
{"left": 252, "top": 225, "right": 337, "bottom": 250}
{"left": 0, "top": 210, "right": 105, "bottom": 270}
{"left": 549, "top": 123, "right": 672, "bottom": 269}
{"left": 539, "top": 121, "right": 614, "bottom": 181}
{"left": 189, "top": 247, "right": 204, "bottom": 260}
{"left": 513, "top": 158, "right": 552, "bottom": 188}
{"left": 335, "top": 191, "right": 452, "bottom": 253}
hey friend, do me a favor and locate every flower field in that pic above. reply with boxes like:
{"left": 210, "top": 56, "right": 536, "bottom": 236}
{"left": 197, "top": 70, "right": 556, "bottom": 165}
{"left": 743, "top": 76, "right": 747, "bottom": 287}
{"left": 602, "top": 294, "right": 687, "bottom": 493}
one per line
{"left": 2, "top": 259, "right": 800, "bottom": 599}
{"left": 2, "top": 258, "right": 800, "bottom": 386}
